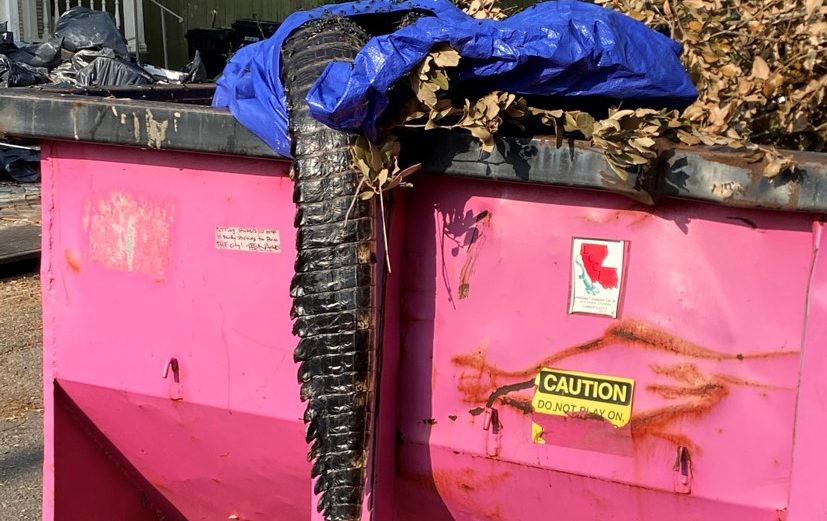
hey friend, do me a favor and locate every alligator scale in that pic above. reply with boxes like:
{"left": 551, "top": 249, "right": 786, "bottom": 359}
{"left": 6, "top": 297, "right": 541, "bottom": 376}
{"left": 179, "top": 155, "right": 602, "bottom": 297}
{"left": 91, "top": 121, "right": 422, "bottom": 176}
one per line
{"left": 283, "top": 18, "right": 376, "bottom": 521}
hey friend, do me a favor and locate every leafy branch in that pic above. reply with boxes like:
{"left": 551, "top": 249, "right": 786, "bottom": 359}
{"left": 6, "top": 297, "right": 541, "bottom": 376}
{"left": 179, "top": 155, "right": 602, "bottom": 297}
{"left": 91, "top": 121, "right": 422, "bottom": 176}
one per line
{"left": 349, "top": 135, "right": 421, "bottom": 272}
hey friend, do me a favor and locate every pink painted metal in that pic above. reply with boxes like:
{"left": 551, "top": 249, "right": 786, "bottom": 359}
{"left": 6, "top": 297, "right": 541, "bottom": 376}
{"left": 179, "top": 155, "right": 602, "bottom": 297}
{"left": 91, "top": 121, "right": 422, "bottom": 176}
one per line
{"left": 41, "top": 142, "right": 308, "bottom": 521}
{"left": 395, "top": 175, "right": 811, "bottom": 520}
{"left": 40, "top": 140, "right": 826, "bottom": 520}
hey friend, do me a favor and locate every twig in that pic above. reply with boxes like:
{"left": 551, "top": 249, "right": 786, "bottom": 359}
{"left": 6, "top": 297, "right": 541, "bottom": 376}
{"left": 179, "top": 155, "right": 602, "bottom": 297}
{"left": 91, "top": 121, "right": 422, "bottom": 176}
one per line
{"left": 379, "top": 189, "right": 391, "bottom": 273}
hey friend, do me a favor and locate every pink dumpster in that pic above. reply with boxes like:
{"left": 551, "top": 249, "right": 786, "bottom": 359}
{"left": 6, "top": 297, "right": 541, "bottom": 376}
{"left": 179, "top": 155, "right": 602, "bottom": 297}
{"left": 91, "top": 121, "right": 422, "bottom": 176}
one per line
{"left": 1, "top": 88, "right": 827, "bottom": 520}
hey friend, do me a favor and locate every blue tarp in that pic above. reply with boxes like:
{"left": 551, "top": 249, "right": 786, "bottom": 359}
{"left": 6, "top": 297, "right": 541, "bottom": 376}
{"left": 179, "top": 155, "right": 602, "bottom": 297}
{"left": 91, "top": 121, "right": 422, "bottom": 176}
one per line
{"left": 213, "top": 0, "right": 697, "bottom": 158}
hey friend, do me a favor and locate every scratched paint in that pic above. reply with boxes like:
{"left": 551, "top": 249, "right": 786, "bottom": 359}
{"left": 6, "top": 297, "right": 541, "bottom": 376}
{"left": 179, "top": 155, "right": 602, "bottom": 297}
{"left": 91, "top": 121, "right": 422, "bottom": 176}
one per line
{"left": 132, "top": 113, "right": 141, "bottom": 143}
{"left": 145, "top": 110, "right": 169, "bottom": 149}
{"left": 458, "top": 211, "right": 491, "bottom": 299}
{"left": 84, "top": 191, "right": 175, "bottom": 278}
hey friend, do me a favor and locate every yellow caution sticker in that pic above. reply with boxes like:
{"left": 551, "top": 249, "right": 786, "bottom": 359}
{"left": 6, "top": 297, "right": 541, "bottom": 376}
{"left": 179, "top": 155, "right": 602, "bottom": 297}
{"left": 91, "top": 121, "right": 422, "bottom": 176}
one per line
{"left": 531, "top": 421, "right": 546, "bottom": 444}
{"left": 531, "top": 368, "right": 635, "bottom": 428}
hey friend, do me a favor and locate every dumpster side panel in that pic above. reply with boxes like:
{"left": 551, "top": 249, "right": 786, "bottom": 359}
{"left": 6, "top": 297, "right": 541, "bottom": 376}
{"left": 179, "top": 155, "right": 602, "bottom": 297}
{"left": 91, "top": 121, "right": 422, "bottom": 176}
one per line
{"left": 41, "top": 142, "right": 311, "bottom": 520}
{"left": 787, "top": 221, "right": 827, "bottom": 521}
{"left": 396, "top": 174, "right": 811, "bottom": 520}
{"left": 44, "top": 145, "right": 174, "bottom": 521}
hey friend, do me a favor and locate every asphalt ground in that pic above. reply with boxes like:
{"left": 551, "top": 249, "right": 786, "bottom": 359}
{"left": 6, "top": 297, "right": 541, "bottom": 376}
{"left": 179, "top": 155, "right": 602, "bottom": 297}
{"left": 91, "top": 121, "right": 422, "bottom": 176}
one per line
{"left": 0, "top": 261, "right": 43, "bottom": 521}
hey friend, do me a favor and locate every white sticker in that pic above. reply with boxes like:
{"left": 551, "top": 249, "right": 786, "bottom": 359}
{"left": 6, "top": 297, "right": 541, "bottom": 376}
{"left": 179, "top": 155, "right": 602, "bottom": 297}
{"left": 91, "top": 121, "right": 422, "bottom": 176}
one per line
{"left": 215, "top": 227, "right": 280, "bottom": 254}
{"left": 569, "top": 238, "right": 625, "bottom": 318}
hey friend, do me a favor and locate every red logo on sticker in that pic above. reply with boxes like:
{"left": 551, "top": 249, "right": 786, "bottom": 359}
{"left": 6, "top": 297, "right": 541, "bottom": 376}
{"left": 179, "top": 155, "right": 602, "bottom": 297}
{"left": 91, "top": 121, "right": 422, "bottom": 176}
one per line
{"left": 580, "top": 243, "right": 619, "bottom": 289}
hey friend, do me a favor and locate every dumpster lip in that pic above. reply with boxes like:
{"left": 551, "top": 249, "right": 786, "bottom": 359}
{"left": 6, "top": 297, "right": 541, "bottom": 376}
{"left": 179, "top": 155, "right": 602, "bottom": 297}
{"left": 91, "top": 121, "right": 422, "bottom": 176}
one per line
{"left": 0, "top": 88, "right": 279, "bottom": 159}
{"left": 29, "top": 83, "right": 217, "bottom": 104}
{"left": 0, "top": 89, "right": 825, "bottom": 214}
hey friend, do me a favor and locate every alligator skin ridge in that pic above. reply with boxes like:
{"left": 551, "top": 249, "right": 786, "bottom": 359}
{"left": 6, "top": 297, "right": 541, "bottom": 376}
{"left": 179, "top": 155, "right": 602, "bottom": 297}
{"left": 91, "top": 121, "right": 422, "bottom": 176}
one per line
{"left": 282, "top": 18, "right": 375, "bottom": 521}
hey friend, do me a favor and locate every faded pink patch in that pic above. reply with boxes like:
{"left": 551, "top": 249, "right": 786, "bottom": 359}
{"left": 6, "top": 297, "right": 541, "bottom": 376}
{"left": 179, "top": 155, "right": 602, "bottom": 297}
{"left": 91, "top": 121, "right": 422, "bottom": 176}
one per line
{"left": 84, "top": 191, "right": 174, "bottom": 277}
{"left": 531, "top": 409, "right": 633, "bottom": 456}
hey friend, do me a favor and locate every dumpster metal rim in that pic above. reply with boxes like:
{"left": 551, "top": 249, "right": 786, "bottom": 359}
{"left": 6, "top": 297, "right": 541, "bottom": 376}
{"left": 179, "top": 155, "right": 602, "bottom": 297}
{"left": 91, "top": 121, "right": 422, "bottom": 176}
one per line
{"left": 0, "top": 89, "right": 278, "bottom": 159}
{"left": 29, "top": 84, "right": 218, "bottom": 104}
{"left": 0, "top": 89, "right": 825, "bottom": 214}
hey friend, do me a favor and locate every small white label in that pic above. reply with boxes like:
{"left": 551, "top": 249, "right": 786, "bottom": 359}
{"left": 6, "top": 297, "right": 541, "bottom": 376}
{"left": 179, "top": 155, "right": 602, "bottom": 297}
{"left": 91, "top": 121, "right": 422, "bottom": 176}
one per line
{"left": 215, "top": 227, "right": 280, "bottom": 254}
{"left": 569, "top": 238, "right": 625, "bottom": 318}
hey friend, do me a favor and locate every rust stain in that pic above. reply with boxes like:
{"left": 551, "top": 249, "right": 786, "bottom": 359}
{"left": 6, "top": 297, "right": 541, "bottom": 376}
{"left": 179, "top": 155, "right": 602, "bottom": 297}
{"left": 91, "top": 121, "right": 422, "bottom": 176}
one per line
{"left": 569, "top": 410, "right": 610, "bottom": 422}
{"left": 454, "top": 321, "right": 798, "bottom": 449}
{"left": 608, "top": 320, "right": 791, "bottom": 360}
{"left": 641, "top": 430, "right": 697, "bottom": 449}
{"left": 432, "top": 468, "right": 512, "bottom": 494}
{"left": 713, "top": 373, "right": 793, "bottom": 390}
{"left": 65, "top": 249, "right": 81, "bottom": 273}
{"left": 456, "top": 343, "right": 499, "bottom": 404}
{"left": 458, "top": 211, "right": 491, "bottom": 300}
{"left": 584, "top": 206, "right": 654, "bottom": 226}
{"left": 425, "top": 469, "right": 510, "bottom": 520}
{"left": 498, "top": 397, "right": 533, "bottom": 415}
{"left": 646, "top": 382, "right": 723, "bottom": 400}
{"left": 649, "top": 362, "right": 713, "bottom": 388}
{"left": 453, "top": 319, "right": 797, "bottom": 384}
{"left": 632, "top": 365, "right": 730, "bottom": 451}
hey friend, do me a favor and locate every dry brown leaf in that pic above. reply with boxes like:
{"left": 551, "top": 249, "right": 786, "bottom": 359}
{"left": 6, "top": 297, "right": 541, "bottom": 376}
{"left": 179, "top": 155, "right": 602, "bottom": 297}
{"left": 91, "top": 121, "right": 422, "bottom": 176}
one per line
{"left": 597, "top": 0, "right": 827, "bottom": 155}
{"left": 432, "top": 47, "right": 461, "bottom": 68}
{"left": 806, "top": 0, "right": 823, "bottom": 18}
{"left": 683, "top": 0, "right": 706, "bottom": 9}
{"left": 751, "top": 56, "right": 770, "bottom": 80}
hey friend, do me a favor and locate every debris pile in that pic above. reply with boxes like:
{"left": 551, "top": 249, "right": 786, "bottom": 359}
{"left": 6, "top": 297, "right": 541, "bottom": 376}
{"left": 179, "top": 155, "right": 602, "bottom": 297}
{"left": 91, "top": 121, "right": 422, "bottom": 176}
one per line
{"left": 0, "top": 6, "right": 208, "bottom": 183}
{"left": 595, "top": 0, "right": 827, "bottom": 153}
{"left": 0, "top": 6, "right": 205, "bottom": 89}
{"left": 353, "top": 0, "right": 826, "bottom": 194}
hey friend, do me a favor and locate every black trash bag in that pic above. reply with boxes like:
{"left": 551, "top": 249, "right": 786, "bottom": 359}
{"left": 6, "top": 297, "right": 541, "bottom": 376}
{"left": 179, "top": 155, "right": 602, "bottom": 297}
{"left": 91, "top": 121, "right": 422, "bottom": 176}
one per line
{"left": 54, "top": 6, "right": 129, "bottom": 58}
{"left": 0, "top": 21, "right": 13, "bottom": 52}
{"left": 141, "top": 63, "right": 185, "bottom": 84}
{"left": 181, "top": 50, "right": 207, "bottom": 83}
{"left": 7, "top": 37, "right": 64, "bottom": 69}
{"left": 0, "top": 144, "right": 40, "bottom": 183}
{"left": 75, "top": 56, "right": 152, "bottom": 87}
{"left": 70, "top": 47, "right": 116, "bottom": 70}
{"left": 0, "top": 55, "right": 50, "bottom": 87}
{"left": 49, "top": 61, "right": 77, "bottom": 85}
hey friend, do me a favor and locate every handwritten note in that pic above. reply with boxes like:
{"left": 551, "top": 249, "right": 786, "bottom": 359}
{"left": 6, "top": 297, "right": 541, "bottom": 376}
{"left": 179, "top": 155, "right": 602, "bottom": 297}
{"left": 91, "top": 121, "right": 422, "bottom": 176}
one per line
{"left": 215, "top": 227, "right": 280, "bottom": 254}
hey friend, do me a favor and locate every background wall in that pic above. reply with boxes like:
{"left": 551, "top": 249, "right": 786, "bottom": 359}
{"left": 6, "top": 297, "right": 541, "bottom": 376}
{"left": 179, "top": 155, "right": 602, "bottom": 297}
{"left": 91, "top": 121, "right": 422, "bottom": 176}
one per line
{"left": 142, "top": 0, "right": 536, "bottom": 70}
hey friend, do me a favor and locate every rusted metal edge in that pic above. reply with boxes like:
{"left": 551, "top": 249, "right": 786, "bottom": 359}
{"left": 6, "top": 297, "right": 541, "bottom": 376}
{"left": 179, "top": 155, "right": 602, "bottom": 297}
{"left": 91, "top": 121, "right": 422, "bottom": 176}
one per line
{"left": 401, "top": 132, "right": 656, "bottom": 205}
{"left": 405, "top": 131, "right": 827, "bottom": 213}
{"left": 0, "top": 90, "right": 825, "bottom": 213}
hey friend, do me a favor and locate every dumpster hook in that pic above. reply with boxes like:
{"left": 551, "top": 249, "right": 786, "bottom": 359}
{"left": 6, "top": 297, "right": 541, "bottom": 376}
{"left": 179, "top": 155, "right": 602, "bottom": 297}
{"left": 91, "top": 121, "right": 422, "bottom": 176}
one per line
{"left": 483, "top": 407, "right": 493, "bottom": 431}
{"left": 163, "top": 357, "right": 180, "bottom": 383}
{"left": 673, "top": 446, "right": 692, "bottom": 494}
